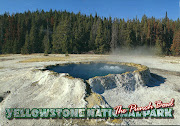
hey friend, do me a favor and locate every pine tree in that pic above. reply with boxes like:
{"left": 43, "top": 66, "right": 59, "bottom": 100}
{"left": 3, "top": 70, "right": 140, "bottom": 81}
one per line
{"left": 13, "top": 39, "right": 19, "bottom": 54}
{"left": 103, "top": 19, "right": 111, "bottom": 53}
{"left": 43, "top": 24, "right": 51, "bottom": 54}
{"left": 29, "top": 19, "right": 37, "bottom": 53}
{"left": 43, "top": 34, "right": 50, "bottom": 54}
{"left": 111, "top": 18, "right": 119, "bottom": 52}
{"left": 0, "top": 10, "right": 177, "bottom": 55}
{"left": 21, "top": 32, "right": 31, "bottom": 54}
{"left": 73, "top": 18, "right": 84, "bottom": 53}
{"left": 16, "top": 17, "right": 23, "bottom": 54}
{"left": 52, "top": 18, "right": 71, "bottom": 53}
{"left": 95, "top": 20, "right": 104, "bottom": 53}
{"left": 171, "top": 30, "right": 180, "bottom": 55}
{"left": 125, "top": 20, "right": 133, "bottom": 49}
{"left": 155, "top": 37, "right": 163, "bottom": 55}
{"left": 118, "top": 19, "right": 126, "bottom": 47}
{"left": 141, "top": 15, "right": 148, "bottom": 46}
{"left": 2, "top": 17, "right": 14, "bottom": 54}
{"left": 39, "top": 25, "right": 45, "bottom": 52}
{"left": 89, "top": 18, "right": 98, "bottom": 51}
{"left": 0, "top": 20, "right": 4, "bottom": 53}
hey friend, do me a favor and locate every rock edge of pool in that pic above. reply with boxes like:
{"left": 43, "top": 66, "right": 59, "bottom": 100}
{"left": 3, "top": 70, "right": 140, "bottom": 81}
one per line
{"left": 43, "top": 61, "right": 151, "bottom": 94}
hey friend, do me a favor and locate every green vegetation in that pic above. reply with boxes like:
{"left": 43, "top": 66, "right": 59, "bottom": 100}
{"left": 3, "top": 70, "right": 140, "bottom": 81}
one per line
{"left": 0, "top": 10, "right": 179, "bottom": 55}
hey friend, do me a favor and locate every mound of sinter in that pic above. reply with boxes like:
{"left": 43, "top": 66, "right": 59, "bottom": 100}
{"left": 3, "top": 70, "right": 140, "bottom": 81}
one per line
{"left": 0, "top": 70, "right": 88, "bottom": 126}
{"left": 0, "top": 62, "right": 150, "bottom": 125}
{"left": 47, "top": 62, "right": 151, "bottom": 94}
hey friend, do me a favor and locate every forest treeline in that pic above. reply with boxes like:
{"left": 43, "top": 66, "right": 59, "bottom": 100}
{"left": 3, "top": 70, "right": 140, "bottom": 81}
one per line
{"left": 0, "top": 10, "right": 179, "bottom": 55}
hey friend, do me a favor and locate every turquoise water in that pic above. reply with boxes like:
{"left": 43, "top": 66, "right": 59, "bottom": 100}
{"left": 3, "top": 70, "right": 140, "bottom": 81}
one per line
{"left": 48, "top": 63, "right": 137, "bottom": 80}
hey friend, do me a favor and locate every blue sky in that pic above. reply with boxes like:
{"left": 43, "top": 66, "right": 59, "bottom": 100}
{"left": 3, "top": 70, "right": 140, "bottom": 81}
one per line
{"left": 0, "top": 0, "right": 179, "bottom": 20}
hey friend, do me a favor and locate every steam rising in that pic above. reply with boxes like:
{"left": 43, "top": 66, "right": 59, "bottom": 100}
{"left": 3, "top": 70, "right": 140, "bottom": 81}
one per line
{"left": 100, "top": 65, "right": 124, "bottom": 71}
{"left": 111, "top": 46, "right": 157, "bottom": 56}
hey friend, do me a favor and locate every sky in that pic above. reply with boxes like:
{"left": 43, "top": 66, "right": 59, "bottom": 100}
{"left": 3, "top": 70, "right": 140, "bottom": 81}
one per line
{"left": 0, "top": 0, "right": 179, "bottom": 20}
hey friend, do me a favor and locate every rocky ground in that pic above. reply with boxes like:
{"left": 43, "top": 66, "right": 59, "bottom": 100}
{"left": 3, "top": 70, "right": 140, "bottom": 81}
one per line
{"left": 0, "top": 54, "right": 180, "bottom": 125}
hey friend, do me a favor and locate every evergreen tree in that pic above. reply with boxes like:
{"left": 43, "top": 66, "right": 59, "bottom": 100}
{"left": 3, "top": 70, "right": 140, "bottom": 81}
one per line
{"left": 171, "top": 30, "right": 180, "bottom": 55}
{"left": 118, "top": 19, "right": 126, "bottom": 47}
{"left": 13, "top": 39, "right": 19, "bottom": 54}
{"left": 95, "top": 20, "right": 104, "bottom": 53}
{"left": 52, "top": 18, "right": 71, "bottom": 53}
{"left": 155, "top": 37, "right": 163, "bottom": 55}
{"left": 43, "top": 24, "right": 51, "bottom": 54}
{"left": 0, "top": 20, "right": 4, "bottom": 53}
{"left": 73, "top": 17, "right": 84, "bottom": 53}
{"left": 21, "top": 32, "right": 31, "bottom": 54}
{"left": 29, "top": 18, "right": 38, "bottom": 53}
{"left": 125, "top": 20, "right": 134, "bottom": 49}
{"left": 39, "top": 25, "right": 45, "bottom": 52}
{"left": 111, "top": 18, "right": 119, "bottom": 52}
{"left": 43, "top": 34, "right": 50, "bottom": 54}
{"left": 89, "top": 18, "right": 99, "bottom": 51}
{"left": 0, "top": 10, "right": 177, "bottom": 56}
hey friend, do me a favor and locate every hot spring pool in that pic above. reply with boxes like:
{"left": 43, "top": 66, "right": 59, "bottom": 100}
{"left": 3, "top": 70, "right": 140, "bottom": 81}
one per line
{"left": 48, "top": 63, "right": 137, "bottom": 80}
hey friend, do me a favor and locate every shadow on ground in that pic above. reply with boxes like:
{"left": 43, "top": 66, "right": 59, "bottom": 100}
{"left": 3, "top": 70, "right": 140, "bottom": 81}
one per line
{"left": 101, "top": 95, "right": 112, "bottom": 108}
{"left": 146, "top": 73, "right": 166, "bottom": 87}
{"left": 0, "top": 91, "right": 11, "bottom": 103}
{"left": 0, "top": 97, "right": 3, "bottom": 102}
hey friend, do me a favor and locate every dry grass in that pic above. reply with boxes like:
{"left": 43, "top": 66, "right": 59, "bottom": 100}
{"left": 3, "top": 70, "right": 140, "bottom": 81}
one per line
{"left": 0, "top": 54, "right": 10, "bottom": 57}
{"left": 19, "top": 57, "right": 72, "bottom": 63}
{"left": 19, "top": 55, "right": 105, "bottom": 63}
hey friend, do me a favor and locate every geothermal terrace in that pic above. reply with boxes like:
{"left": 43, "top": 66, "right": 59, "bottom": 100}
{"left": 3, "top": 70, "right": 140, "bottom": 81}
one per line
{"left": 0, "top": 54, "right": 180, "bottom": 125}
